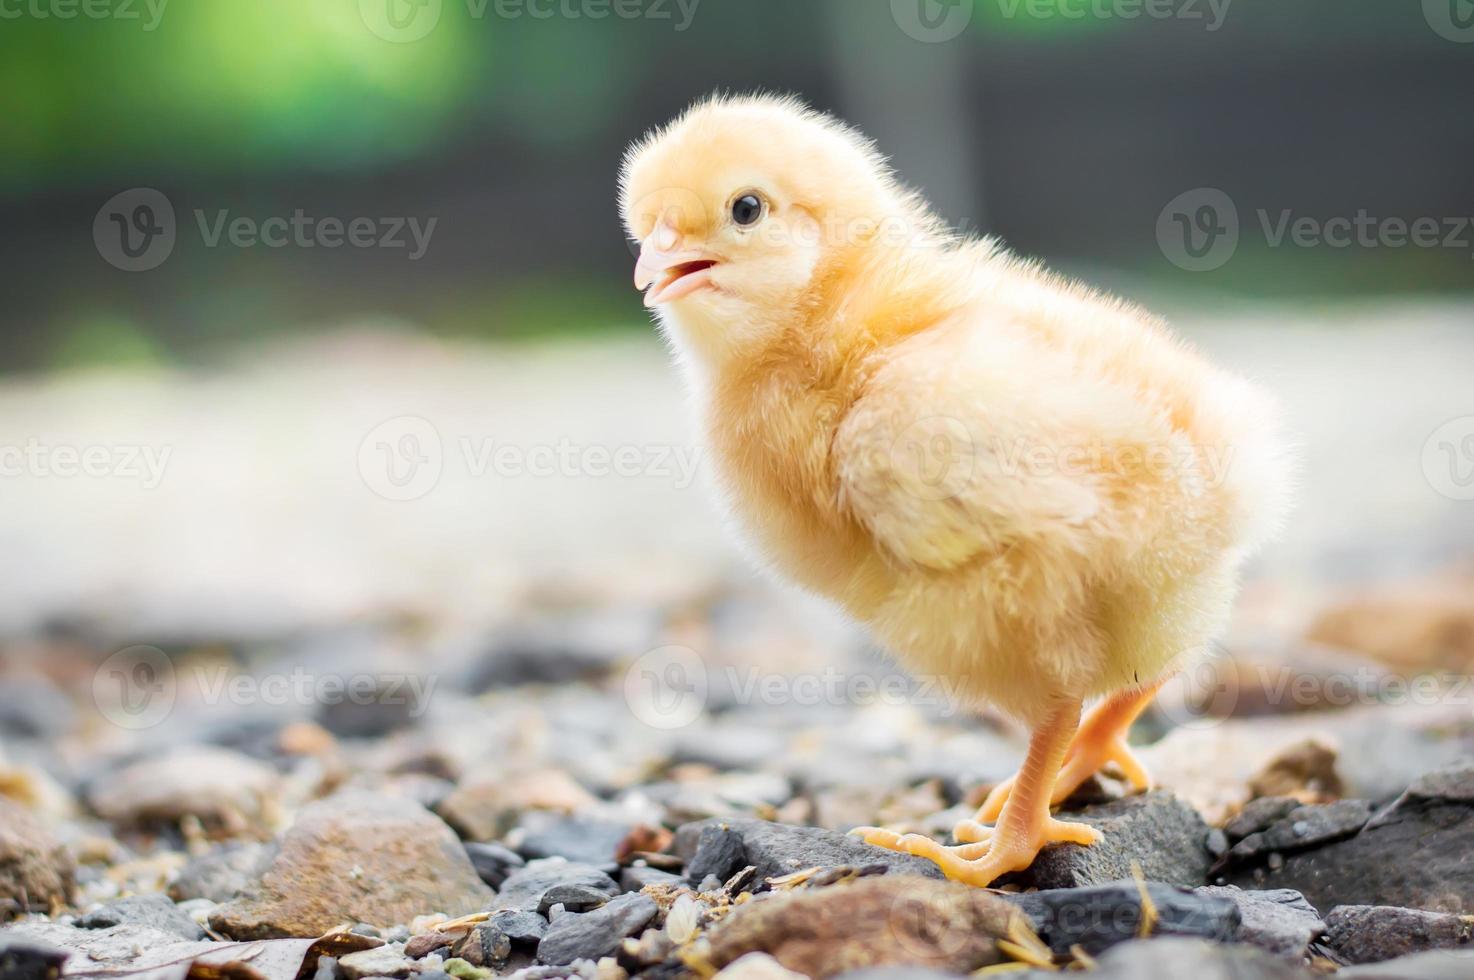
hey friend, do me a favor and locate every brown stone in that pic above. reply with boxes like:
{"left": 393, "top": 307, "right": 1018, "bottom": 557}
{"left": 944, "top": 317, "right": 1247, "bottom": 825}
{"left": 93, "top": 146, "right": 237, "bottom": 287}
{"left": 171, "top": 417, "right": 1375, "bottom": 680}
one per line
{"left": 209, "top": 791, "right": 492, "bottom": 938}
{"left": 1306, "top": 574, "right": 1474, "bottom": 674}
{"left": 0, "top": 796, "right": 74, "bottom": 920}
{"left": 703, "top": 876, "right": 1020, "bottom": 978}
{"left": 1248, "top": 738, "right": 1344, "bottom": 804}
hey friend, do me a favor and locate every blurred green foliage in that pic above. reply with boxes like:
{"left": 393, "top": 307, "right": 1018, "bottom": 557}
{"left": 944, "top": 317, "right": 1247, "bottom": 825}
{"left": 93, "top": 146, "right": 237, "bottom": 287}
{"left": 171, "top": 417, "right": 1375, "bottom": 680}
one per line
{"left": 0, "top": 0, "right": 1468, "bottom": 373}
{"left": 0, "top": 1, "right": 477, "bottom": 188}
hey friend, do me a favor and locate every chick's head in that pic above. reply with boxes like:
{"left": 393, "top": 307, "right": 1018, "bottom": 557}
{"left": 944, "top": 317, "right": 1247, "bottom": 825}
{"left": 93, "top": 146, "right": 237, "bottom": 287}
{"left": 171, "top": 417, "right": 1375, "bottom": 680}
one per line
{"left": 620, "top": 94, "right": 925, "bottom": 362}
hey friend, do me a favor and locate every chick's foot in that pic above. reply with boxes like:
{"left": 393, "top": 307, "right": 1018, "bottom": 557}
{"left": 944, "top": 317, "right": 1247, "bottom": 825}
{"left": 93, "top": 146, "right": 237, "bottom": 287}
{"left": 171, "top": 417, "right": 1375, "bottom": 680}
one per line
{"left": 974, "top": 680, "right": 1165, "bottom": 823}
{"left": 855, "top": 697, "right": 1100, "bottom": 887}
{"left": 851, "top": 817, "right": 1100, "bottom": 887}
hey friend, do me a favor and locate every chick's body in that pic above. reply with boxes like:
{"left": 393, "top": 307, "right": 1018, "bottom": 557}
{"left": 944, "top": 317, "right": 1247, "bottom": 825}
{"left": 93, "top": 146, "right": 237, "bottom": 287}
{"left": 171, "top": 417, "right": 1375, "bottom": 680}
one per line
{"left": 622, "top": 95, "right": 1289, "bottom": 883}
{"left": 709, "top": 254, "right": 1281, "bottom": 725}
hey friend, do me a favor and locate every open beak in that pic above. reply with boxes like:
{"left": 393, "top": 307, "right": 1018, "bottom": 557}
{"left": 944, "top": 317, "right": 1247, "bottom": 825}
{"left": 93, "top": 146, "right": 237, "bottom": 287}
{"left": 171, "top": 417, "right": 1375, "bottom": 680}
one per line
{"left": 634, "top": 234, "right": 719, "bottom": 308}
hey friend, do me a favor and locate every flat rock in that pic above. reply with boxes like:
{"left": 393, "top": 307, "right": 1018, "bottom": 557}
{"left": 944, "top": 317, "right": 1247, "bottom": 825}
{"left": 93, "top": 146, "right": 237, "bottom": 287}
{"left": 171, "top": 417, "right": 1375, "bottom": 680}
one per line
{"left": 1006, "top": 881, "right": 1238, "bottom": 955}
{"left": 534, "top": 892, "right": 656, "bottom": 965}
{"left": 703, "top": 876, "right": 1018, "bottom": 979}
{"left": 0, "top": 919, "right": 326, "bottom": 980}
{"left": 337, "top": 945, "right": 413, "bottom": 980}
{"left": 87, "top": 747, "right": 278, "bottom": 832}
{"left": 713, "top": 952, "right": 810, "bottom": 980}
{"left": 1195, "top": 886, "right": 1324, "bottom": 959}
{"left": 677, "top": 818, "right": 944, "bottom": 884}
{"left": 620, "top": 865, "right": 683, "bottom": 891}
{"left": 1227, "top": 763, "right": 1474, "bottom": 913}
{"left": 0, "top": 797, "right": 74, "bottom": 920}
{"left": 77, "top": 894, "right": 205, "bottom": 942}
{"left": 493, "top": 861, "right": 619, "bottom": 914}
{"left": 1010, "top": 791, "right": 1212, "bottom": 889}
{"left": 208, "top": 792, "right": 493, "bottom": 938}
{"left": 1326, "top": 905, "right": 1474, "bottom": 964}
{"left": 1069, "top": 937, "right": 1314, "bottom": 978}
{"left": 1340, "top": 949, "right": 1474, "bottom": 979}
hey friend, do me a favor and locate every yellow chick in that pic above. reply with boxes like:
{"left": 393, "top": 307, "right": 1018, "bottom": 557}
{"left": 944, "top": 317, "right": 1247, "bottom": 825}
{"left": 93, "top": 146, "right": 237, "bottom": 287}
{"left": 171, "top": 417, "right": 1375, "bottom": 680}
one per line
{"left": 619, "top": 94, "right": 1290, "bottom": 886}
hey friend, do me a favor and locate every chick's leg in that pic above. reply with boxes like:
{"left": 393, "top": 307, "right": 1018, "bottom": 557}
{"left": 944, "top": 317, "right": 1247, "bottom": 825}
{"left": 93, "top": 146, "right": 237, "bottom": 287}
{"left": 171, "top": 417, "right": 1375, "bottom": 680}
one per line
{"left": 972, "top": 679, "right": 1164, "bottom": 825}
{"left": 854, "top": 699, "right": 1100, "bottom": 886}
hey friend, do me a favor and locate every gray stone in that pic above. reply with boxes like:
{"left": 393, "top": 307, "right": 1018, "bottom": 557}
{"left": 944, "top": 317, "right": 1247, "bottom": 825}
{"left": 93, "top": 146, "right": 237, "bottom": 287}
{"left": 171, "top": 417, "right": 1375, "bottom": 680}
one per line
{"left": 1224, "top": 797, "right": 1303, "bottom": 843}
{"left": 1075, "top": 937, "right": 1314, "bottom": 978}
{"left": 677, "top": 818, "right": 944, "bottom": 884}
{"left": 514, "top": 814, "right": 631, "bottom": 867}
{"left": 468, "top": 610, "right": 657, "bottom": 691}
{"left": 535, "top": 892, "right": 657, "bottom": 965}
{"left": 1012, "top": 792, "right": 1213, "bottom": 889}
{"left": 76, "top": 894, "right": 205, "bottom": 942}
{"left": 486, "top": 910, "right": 547, "bottom": 943}
{"left": 0, "top": 798, "right": 74, "bottom": 921}
{"left": 1228, "top": 764, "right": 1474, "bottom": 913}
{"left": 1195, "top": 886, "right": 1324, "bottom": 958}
{"left": 837, "top": 966, "right": 972, "bottom": 972}
{"left": 171, "top": 842, "right": 275, "bottom": 904}
{"left": 1326, "top": 905, "right": 1474, "bottom": 964}
{"left": 1006, "top": 881, "right": 1238, "bottom": 955}
{"left": 493, "top": 862, "right": 619, "bottom": 914}
{"left": 0, "top": 678, "right": 74, "bottom": 739}
{"left": 1215, "top": 800, "right": 1374, "bottom": 873}
{"left": 461, "top": 842, "right": 525, "bottom": 890}
{"left": 337, "top": 945, "right": 413, "bottom": 980}
{"left": 0, "top": 937, "right": 68, "bottom": 980}
{"left": 208, "top": 792, "right": 493, "bottom": 938}
{"left": 536, "top": 884, "right": 611, "bottom": 915}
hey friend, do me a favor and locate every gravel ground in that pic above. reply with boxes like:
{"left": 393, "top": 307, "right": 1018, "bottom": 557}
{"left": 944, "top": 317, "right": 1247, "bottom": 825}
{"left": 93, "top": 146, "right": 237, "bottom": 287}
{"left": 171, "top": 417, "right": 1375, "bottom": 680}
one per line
{"left": 1, "top": 300, "right": 1472, "bottom": 979}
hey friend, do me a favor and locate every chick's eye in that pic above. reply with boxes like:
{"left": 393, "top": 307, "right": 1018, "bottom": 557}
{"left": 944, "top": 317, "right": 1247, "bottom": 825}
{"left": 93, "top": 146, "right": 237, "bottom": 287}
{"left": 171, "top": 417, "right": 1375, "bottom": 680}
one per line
{"left": 731, "top": 194, "right": 764, "bottom": 227}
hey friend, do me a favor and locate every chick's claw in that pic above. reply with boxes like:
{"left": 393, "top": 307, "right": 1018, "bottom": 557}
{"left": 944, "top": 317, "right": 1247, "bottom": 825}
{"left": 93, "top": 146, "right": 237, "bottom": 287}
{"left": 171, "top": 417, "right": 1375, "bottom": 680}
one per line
{"left": 853, "top": 818, "right": 1101, "bottom": 887}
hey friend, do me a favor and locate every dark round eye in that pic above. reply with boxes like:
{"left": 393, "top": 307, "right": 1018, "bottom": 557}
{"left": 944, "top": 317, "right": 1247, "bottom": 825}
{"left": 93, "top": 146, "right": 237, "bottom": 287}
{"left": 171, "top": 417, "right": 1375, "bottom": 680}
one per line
{"left": 731, "top": 193, "right": 764, "bottom": 227}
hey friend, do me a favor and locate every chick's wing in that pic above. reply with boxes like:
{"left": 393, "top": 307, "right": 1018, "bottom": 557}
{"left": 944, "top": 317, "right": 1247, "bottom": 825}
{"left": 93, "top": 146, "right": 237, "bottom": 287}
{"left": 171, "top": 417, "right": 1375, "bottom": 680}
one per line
{"left": 831, "top": 321, "right": 1154, "bottom": 573}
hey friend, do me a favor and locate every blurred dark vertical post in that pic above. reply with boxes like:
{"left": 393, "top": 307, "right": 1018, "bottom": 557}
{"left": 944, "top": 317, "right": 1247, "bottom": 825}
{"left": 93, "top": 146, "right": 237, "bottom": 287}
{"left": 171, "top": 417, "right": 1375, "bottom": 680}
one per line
{"left": 824, "top": 0, "right": 984, "bottom": 231}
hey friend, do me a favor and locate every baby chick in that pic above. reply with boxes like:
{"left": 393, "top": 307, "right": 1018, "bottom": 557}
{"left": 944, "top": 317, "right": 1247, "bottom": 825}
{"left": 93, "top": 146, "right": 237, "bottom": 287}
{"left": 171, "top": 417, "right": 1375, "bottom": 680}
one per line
{"left": 620, "top": 94, "right": 1290, "bottom": 886}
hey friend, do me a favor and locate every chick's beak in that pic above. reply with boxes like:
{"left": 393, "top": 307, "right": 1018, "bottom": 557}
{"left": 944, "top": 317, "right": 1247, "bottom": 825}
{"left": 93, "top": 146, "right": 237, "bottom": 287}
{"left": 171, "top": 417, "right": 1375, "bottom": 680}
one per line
{"left": 634, "top": 223, "right": 719, "bottom": 307}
